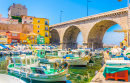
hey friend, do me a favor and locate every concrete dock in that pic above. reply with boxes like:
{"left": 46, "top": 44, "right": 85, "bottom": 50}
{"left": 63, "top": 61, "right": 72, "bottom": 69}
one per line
{"left": 90, "top": 52, "right": 130, "bottom": 83}
{"left": 0, "top": 74, "right": 26, "bottom": 83}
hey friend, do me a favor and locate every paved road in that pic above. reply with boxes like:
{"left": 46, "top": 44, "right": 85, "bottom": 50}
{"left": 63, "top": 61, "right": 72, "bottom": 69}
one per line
{"left": 0, "top": 74, "right": 26, "bottom": 83}
{"left": 91, "top": 51, "right": 130, "bottom": 83}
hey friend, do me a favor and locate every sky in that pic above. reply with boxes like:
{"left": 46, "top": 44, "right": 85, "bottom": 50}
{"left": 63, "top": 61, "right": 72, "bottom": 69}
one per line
{"left": 0, "top": 0, "right": 127, "bottom": 45}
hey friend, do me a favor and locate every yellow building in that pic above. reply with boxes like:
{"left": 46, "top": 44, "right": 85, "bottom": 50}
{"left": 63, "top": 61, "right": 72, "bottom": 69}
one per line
{"left": 0, "top": 33, "right": 8, "bottom": 44}
{"left": 33, "top": 18, "right": 50, "bottom": 44}
{"left": 20, "top": 33, "right": 27, "bottom": 44}
{"left": 26, "top": 33, "right": 38, "bottom": 44}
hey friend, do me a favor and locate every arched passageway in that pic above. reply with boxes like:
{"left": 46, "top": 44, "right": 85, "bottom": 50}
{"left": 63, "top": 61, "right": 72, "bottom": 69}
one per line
{"left": 87, "top": 20, "right": 124, "bottom": 49}
{"left": 63, "top": 26, "right": 81, "bottom": 49}
{"left": 50, "top": 29, "right": 60, "bottom": 45}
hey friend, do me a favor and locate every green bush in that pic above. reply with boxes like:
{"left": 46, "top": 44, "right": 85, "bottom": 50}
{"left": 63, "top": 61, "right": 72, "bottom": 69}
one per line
{"left": 11, "top": 16, "right": 22, "bottom": 22}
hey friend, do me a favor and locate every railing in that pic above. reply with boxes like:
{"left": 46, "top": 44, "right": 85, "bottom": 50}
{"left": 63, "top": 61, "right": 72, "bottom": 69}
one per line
{"left": 45, "top": 35, "right": 49, "bottom": 37}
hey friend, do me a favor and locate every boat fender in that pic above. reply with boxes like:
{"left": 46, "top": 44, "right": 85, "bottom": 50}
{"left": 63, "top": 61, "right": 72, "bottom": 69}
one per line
{"left": 26, "top": 72, "right": 29, "bottom": 77}
{"left": 19, "top": 67, "right": 22, "bottom": 74}
{"left": 34, "top": 74, "right": 39, "bottom": 77}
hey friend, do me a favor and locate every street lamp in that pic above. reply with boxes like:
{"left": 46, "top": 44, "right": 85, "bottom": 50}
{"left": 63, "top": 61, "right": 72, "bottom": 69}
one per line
{"left": 60, "top": 11, "right": 63, "bottom": 23}
{"left": 118, "top": 0, "right": 130, "bottom": 47}
{"left": 87, "top": 0, "right": 92, "bottom": 16}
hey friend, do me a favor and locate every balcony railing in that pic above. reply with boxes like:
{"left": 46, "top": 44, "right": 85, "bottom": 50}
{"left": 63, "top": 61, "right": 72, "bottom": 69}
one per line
{"left": 45, "top": 35, "right": 49, "bottom": 37}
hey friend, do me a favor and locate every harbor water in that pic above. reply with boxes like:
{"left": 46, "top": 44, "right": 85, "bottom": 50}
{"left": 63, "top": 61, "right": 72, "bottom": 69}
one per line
{"left": 0, "top": 54, "right": 103, "bottom": 83}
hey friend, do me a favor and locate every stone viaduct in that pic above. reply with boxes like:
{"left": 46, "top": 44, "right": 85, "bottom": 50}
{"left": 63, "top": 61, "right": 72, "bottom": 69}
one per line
{"left": 50, "top": 7, "right": 130, "bottom": 49}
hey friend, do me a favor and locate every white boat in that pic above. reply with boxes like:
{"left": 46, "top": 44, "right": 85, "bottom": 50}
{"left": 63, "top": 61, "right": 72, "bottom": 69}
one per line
{"left": 38, "top": 49, "right": 91, "bottom": 66}
{"left": 7, "top": 54, "right": 69, "bottom": 82}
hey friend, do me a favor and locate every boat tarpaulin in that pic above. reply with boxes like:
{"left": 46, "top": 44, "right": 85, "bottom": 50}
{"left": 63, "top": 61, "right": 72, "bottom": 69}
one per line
{"left": 103, "top": 67, "right": 130, "bottom": 78}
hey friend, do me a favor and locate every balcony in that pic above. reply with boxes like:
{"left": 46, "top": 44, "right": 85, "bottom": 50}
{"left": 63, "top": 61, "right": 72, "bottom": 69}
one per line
{"left": 45, "top": 35, "right": 49, "bottom": 37}
{"left": 45, "top": 29, "right": 49, "bottom": 31}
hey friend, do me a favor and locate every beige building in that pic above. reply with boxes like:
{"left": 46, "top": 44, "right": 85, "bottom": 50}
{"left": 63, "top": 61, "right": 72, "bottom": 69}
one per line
{"left": 21, "top": 15, "right": 34, "bottom": 24}
{"left": 8, "top": 3, "right": 27, "bottom": 18}
{"left": 0, "top": 14, "right": 18, "bottom": 24}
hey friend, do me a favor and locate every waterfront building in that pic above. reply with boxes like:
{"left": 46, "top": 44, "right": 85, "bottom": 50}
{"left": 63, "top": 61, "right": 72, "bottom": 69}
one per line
{"left": 8, "top": 3, "right": 27, "bottom": 19}
{"left": 37, "top": 35, "right": 45, "bottom": 44}
{"left": 33, "top": 18, "right": 50, "bottom": 44}
{"left": 21, "top": 15, "right": 34, "bottom": 24}
{"left": 6, "top": 31, "right": 20, "bottom": 44}
{"left": 0, "top": 14, "right": 18, "bottom": 24}
{"left": 0, "top": 33, "right": 7, "bottom": 44}
{"left": 20, "top": 33, "right": 27, "bottom": 44}
{"left": 26, "top": 32, "right": 38, "bottom": 44}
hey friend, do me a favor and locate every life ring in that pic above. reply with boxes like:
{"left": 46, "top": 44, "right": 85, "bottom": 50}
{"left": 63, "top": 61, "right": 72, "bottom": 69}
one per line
{"left": 85, "top": 51, "right": 90, "bottom": 55}
{"left": 77, "top": 51, "right": 81, "bottom": 55}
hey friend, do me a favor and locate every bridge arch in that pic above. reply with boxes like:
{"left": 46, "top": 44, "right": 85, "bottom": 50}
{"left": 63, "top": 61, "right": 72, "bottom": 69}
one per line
{"left": 50, "top": 29, "right": 60, "bottom": 45}
{"left": 87, "top": 20, "right": 124, "bottom": 49}
{"left": 62, "top": 25, "right": 83, "bottom": 49}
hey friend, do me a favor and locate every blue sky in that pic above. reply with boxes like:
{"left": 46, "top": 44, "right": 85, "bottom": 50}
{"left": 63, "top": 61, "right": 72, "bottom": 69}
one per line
{"left": 0, "top": 0, "right": 127, "bottom": 45}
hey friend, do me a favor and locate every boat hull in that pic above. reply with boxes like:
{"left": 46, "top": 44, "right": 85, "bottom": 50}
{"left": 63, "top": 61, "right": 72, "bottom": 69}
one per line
{"left": 39, "top": 57, "right": 89, "bottom": 66}
{"left": 8, "top": 68, "right": 67, "bottom": 82}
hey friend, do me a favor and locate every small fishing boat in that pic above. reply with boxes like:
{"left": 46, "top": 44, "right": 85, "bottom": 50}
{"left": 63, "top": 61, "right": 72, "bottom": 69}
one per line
{"left": 38, "top": 49, "right": 91, "bottom": 66}
{"left": 7, "top": 54, "right": 69, "bottom": 82}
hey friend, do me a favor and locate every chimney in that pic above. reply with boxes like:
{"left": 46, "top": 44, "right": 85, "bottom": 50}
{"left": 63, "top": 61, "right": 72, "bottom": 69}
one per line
{"left": 13, "top": 3, "right": 15, "bottom": 8}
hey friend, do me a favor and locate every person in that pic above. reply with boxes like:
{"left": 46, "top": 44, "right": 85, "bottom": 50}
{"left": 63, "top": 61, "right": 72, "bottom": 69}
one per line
{"left": 95, "top": 70, "right": 98, "bottom": 75}
{"left": 102, "top": 57, "right": 104, "bottom": 66}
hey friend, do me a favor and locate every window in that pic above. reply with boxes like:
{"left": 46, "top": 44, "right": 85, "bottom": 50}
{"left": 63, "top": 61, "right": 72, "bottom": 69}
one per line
{"left": 31, "top": 36, "right": 33, "bottom": 39}
{"left": 45, "top": 21, "right": 48, "bottom": 25}
{"left": 3, "top": 40, "right": 6, "bottom": 42}
{"left": 23, "top": 40, "right": 27, "bottom": 43}
{"left": 34, "top": 36, "right": 37, "bottom": 40}
{"left": 45, "top": 26, "right": 48, "bottom": 30}
{"left": 9, "top": 33, "right": 11, "bottom": 35}
{"left": 37, "top": 26, "right": 40, "bottom": 28}
{"left": 37, "top": 30, "right": 39, "bottom": 33}
{"left": 30, "top": 18, "right": 32, "bottom": 20}
{"left": 45, "top": 32, "right": 48, "bottom": 37}
{"left": 18, "top": 8, "right": 19, "bottom": 9}
{"left": 38, "top": 20, "right": 40, "bottom": 23}
{"left": 12, "top": 40, "right": 17, "bottom": 43}
{"left": 25, "top": 17, "right": 27, "bottom": 19}
{"left": 12, "top": 33, "right": 17, "bottom": 36}
{"left": 24, "top": 21, "right": 27, "bottom": 24}
{"left": 15, "top": 40, "right": 17, "bottom": 42}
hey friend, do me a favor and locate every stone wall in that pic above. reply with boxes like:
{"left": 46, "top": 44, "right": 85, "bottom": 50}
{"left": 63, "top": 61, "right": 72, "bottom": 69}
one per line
{"left": 0, "top": 23, "right": 33, "bottom": 33}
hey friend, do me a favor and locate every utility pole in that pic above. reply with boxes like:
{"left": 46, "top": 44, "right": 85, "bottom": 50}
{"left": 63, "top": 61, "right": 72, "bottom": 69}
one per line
{"left": 60, "top": 11, "right": 63, "bottom": 23}
{"left": 87, "top": 0, "right": 92, "bottom": 16}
